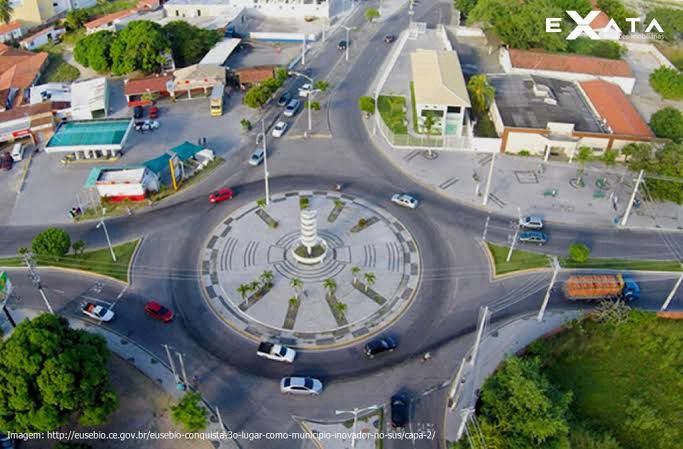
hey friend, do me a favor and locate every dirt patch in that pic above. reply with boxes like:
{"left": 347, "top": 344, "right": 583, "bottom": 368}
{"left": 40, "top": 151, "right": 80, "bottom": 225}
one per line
{"left": 25, "top": 355, "right": 212, "bottom": 449}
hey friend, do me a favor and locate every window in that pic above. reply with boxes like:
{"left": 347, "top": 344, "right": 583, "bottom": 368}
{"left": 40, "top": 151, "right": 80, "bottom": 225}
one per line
{"left": 196, "top": 9, "right": 201, "bottom": 15}
{"left": 175, "top": 9, "right": 179, "bottom": 16}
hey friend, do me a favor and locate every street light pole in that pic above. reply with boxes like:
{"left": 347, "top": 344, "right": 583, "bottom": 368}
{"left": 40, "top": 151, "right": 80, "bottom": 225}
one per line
{"left": 537, "top": 257, "right": 560, "bottom": 322}
{"left": 506, "top": 207, "right": 522, "bottom": 263}
{"left": 289, "top": 71, "right": 314, "bottom": 135}
{"left": 96, "top": 212, "right": 116, "bottom": 262}
{"left": 335, "top": 406, "right": 378, "bottom": 448}
{"left": 342, "top": 26, "right": 351, "bottom": 62}
{"left": 262, "top": 119, "right": 270, "bottom": 205}
{"left": 22, "top": 253, "right": 54, "bottom": 314}
{"left": 661, "top": 271, "right": 683, "bottom": 311}
{"left": 620, "top": 169, "right": 644, "bottom": 227}
{"left": 301, "top": 35, "right": 306, "bottom": 65}
{"left": 482, "top": 153, "right": 496, "bottom": 206}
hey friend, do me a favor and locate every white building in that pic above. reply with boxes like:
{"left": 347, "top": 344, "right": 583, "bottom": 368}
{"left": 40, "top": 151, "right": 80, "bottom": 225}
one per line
{"left": 90, "top": 166, "right": 160, "bottom": 201}
{"left": 0, "top": 22, "right": 23, "bottom": 44}
{"left": 30, "top": 77, "right": 110, "bottom": 120}
{"left": 20, "top": 26, "right": 65, "bottom": 50}
{"left": 164, "top": 0, "right": 339, "bottom": 21}
{"left": 499, "top": 48, "right": 636, "bottom": 94}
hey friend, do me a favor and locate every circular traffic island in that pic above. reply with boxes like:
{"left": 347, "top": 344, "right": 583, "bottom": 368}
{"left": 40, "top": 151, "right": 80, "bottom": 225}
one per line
{"left": 200, "top": 191, "right": 421, "bottom": 348}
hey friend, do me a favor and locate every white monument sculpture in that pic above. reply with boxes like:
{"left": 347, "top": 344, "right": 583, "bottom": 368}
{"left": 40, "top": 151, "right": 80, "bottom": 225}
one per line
{"left": 292, "top": 209, "right": 328, "bottom": 264}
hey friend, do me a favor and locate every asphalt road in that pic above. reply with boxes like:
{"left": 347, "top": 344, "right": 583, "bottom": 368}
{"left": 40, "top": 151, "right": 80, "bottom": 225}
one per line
{"left": 1, "top": 1, "right": 682, "bottom": 448}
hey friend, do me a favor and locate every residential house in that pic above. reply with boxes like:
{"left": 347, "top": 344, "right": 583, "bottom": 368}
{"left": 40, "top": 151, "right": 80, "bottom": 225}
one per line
{"left": 499, "top": 48, "right": 635, "bottom": 94}
{"left": 20, "top": 26, "right": 65, "bottom": 50}
{"left": 11, "top": 0, "right": 95, "bottom": 28}
{"left": 163, "top": 0, "right": 334, "bottom": 20}
{"left": 0, "top": 22, "right": 23, "bottom": 44}
{"left": 0, "top": 43, "right": 48, "bottom": 110}
{"left": 409, "top": 49, "right": 471, "bottom": 138}
{"left": 85, "top": 9, "right": 141, "bottom": 34}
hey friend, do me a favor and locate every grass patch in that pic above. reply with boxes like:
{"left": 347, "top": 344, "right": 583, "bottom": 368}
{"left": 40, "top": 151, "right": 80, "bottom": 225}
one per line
{"left": 86, "top": 0, "right": 137, "bottom": 17}
{"left": 657, "top": 44, "right": 683, "bottom": 71}
{"left": 560, "top": 257, "right": 682, "bottom": 272}
{"left": 486, "top": 242, "right": 551, "bottom": 275}
{"left": 529, "top": 311, "right": 683, "bottom": 449}
{"left": 377, "top": 95, "right": 407, "bottom": 134}
{"left": 0, "top": 241, "right": 138, "bottom": 282}
{"left": 41, "top": 54, "right": 80, "bottom": 82}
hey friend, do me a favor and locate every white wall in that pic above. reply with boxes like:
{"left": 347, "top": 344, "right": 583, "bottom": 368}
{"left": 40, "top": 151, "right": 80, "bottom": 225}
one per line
{"left": 0, "top": 28, "right": 23, "bottom": 43}
{"left": 471, "top": 137, "right": 501, "bottom": 153}
{"left": 166, "top": 0, "right": 331, "bottom": 19}
{"left": 505, "top": 131, "right": 548, "bottom": 155}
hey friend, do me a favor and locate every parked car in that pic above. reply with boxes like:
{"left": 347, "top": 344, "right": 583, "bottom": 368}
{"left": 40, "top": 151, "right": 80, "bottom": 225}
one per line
{"left": 280, "top": 377, "right": 323, "bottom": 396}
{"left": 519, "top": 215, "right": 544, "bottom": 230}
{"left": 10, "top": 143, "right": 24, "bottom": 162}
{"left": 149, "top": 106, "right": 159, "bottom": 118}
{"left": 133, "top": 105, "right": 144, "bottom": 119}
{"left": 384, "top": 35, "right": 396, "bottom": 43}
{"left": 0, "top": 153, "right": 13, "bottom": 171}
{"left": 271, "top": 121, "right": 288, "bottom": 138}
{"left": 257, "top": 342, "right": 296, "bottom": 363}
{"left": 519, "top": 230, "right": 548, "bottom": 245}
{"left": 249, "top": 147, "right": 266, "bottom": 166}
{"left": 391, "top": 193, "right": 418, "bottom": 209}
{"left": 209, "top": 187, "right": 234, "bottom": 203}
{"left": 284, "top": 99, "right": 301, "bottom": 117}
{"left": 278, "top": 92, "right": 292, "bottom": 106}
{"left": 364, "top": 336, "right": 397, "bottom": 358}
{"left": 81, "top": 302, "right": 114, "bottom": 322}
{"left": 390, "top": 393, "right": 410, "bottom": 428}
{"left": 144, "top": 300, "right": 174, "bottom": 322}
{"left": 298, "top": 83, "right": 313, "bottom": 97}
{"left": 135, "top": 120, "right": 159, "bottom": 132}
{"left": 337, "top": 40, "right": 348, "bottom": 50}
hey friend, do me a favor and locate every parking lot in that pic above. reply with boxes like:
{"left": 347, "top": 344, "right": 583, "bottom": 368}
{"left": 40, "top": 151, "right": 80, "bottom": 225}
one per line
{"left": 0, "top": 143, "right": 30, "bottom": 225}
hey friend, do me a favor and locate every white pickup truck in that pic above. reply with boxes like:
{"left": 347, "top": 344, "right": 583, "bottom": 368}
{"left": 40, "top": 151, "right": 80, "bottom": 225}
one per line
{"left": 81, "top": 302, "right": 115, "bottom": 322}
{"left": 256, "top": 342, "right": 296, "bottom": 363}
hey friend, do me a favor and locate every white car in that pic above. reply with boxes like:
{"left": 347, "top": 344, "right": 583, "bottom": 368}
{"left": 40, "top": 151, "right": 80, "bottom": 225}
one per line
{"left": 519, "top": 215, "right": 544, "bottom": 230}
{"left": 271, "top": 121, "right": 288, "bottom": 138}
{"left": 249, "top": 147, "right": 265, "bottom": 166}
{"left": 298, "top": 83, "right": 313, "bottom": 97}
{"left": 257, "top": 342, "right": 296, "bottom": 363}
{"left": 81, "top": 302, "right": 115, "bottom": 322}
{"left": 391, "top": 193, "right": 418, "bottom": 209}
{"left": 280, "top": 377, "right": 323, "bottom": 396}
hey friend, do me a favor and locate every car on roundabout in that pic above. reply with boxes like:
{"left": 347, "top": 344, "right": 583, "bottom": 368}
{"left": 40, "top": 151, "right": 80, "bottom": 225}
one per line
{"left": 390, "top": 393, "right": 410, "bottom": 428}
{"left": 384, "top": 35, "right": 396, "bottom": 43}
{"left": 209, "top": 187, "right": 234, "bottom": 203}
{"left": 280, "top": 377, "right": 323, "bottom": 396}
{"left": 271, "top": 121, "right": 288, "bottom": 138}
{"left": 391, "top": 193, "right": 419, "bottom": 209}
{"left": 144, "top": 300, "right": 174, "bottom": 322}
{"left": 364, "top": 336, "right": 397, "bottom": 358}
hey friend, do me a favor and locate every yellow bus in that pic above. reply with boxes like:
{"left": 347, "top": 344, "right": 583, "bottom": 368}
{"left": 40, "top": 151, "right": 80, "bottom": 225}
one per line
{"left": 209, "top": 83, "right": 224, "bottom": 117}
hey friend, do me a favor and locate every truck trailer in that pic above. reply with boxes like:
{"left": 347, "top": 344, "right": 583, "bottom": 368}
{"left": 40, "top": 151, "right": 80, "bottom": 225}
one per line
{"left": 563, "top": 274, "right": 640, "bottom": 301}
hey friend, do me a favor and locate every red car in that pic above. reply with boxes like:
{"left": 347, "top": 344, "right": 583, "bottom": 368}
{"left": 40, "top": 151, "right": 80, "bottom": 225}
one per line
{"left": 144, "top": 301, "right": 174, "bottom": 322}
{"left": 149, "top": 106, "right": 159, "bottom": 119}
{"left": 0, "top": 153, "right": 12, "bottom": 171}
{"left": 209, "top": 187, "right": 234, "bottom": 204}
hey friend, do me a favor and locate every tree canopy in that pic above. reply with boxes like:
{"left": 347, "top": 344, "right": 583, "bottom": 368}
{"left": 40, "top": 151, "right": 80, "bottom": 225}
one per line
{"left": 649, "top": 66, "right": 683, "bottom": 100}
{"left": 74, "top": 30, "right": 115, "bottom": 73}
{"left": 65, "top": 9, "right": 90, "bottom": 31}
{"left": 170, "top": 392, "right": 207, "bottom": 432}
{"left": 31, "top": 228, "right": 71, "bottom": 258}
{"left": 624, "top": 142, "right": 683, "bottom": 204}
{"left": 0, "top": 0, "right": 12, "bottom": 24}
{"left": 596, "top": 0, "right": 637, "bottom": 34}
{"left": 645, "top": 8, "right": 683, "bottom": 43}
{"left": 650, "top": 107, "right": 683, "bottom": 143}
{"left": 163, "top": 21, "right": 222, "bottom": 68}
{"left": 0, "top": 314, "right": 118, "bottom": 432}
{"left": 110, "top": 20, "right": 170, "bottom": 75}
{"left": 567, "top": 38, "right": 624, "bottom": 60}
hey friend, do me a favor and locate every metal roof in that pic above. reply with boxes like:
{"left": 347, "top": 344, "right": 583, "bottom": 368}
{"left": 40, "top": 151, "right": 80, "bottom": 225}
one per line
{"left": 410, "top": 49, "right": 471, "bottom": 108}
{"left": 199, "top": 38, "right": 242, "bottom": 66}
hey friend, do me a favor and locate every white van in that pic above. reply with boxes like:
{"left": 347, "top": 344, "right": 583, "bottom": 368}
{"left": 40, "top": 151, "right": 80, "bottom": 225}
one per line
{"left": 10, "top": 143, "right": 23, "bottom": 162}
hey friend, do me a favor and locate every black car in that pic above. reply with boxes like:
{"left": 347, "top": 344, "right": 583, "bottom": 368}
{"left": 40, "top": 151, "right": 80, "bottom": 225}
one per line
{"left": 391, "top": 393, "right": 410, "bottom": 428}
{"left": 364, "top": 337, "right": 397, "bottom": 357}
{"left": 384, "top": 35, "right": 396, "bottom": 43}
{"left": 0, "top": 153, "right": 12, "bottom": 171}
{"left": 278, "top": 92, "right": 292, "bottom": 106}
{"left": 133, "top": 105, "right": 144, "bottom": 119}
{"left": 337, "top": 40, "right": 348, "bottom": 50}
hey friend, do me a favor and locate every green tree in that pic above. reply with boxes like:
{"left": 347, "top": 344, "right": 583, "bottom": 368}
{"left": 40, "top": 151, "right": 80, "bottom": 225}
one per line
{"left": 323, "top": 278, "right": 337, "bottom": 296}
{"left": 575, "top": 146, "right": 592, "bottom": 185}
{"left": 314, "top": 80, "right": 329, "bottom": 92}
{"left": 621, "top": 143, "right": 651, "bottom": 164}
{"left": 454, "top": 0, "right": 478, "bottom": 18}
{"left": 32, "top": 228, "right": 71, "bottom": 258}
{"left": 305, "top": 100, "right": 321, "bottom": 111}
{"left": 467, "top": 74, "right": 495, "bottom": 115}
{"left": 649, "top": 66, "right": 683, "bottom": 100}
{"left": 568, "top": 242, "right": 591, "bottom": 263}
{"left": 275, "top": 67, "right": 288, "bottom": 83}
{"left": 249, "top": 280, "right": 260, "bottom": 293}
{"left": 569, "top": 426, "right": 623, "bottom": 449}
{"left": 365, "top": 7, "right": 380, "bottom": 21}
{"left": 170, "top": 392, "right": 207, "bottom": 432}
{"left": 351, "top": 266, "right": 361, "bottom": 284}
{"left": 236, "top": 283, "right": 251, "bottom": 301}
{"left": 601, "top": 149, "right": 618, "bottom": 166}
{"left": 475, "top": 356, "right": 572, "bottom": 449}
{"left": 290, "top": 278, "right": 303, "bottom": 298}
{"left": 358, "top": 96, "right": 375, "bottom": 115}
{"left": 65, "top": 9, "right": 90, "bottom": 31}
{"left": 163, "top": 21, "right": 221, "bottom": 68}
{"left": 650, "top": 107, "right": 683, "bottom": 143}
{"left": 110, "top": 20, "right": 170, "bottom": 75}
{"left": 597, "top": 0, "right": 638, "bottom": 35}
{"left": 640, "top": 143, "right": 683, "bottom": 204}
{"left": 244, "top": 84, "right": 272, "bottom": 109}
{"left": 72, "top": 240, "right": 86, "bottom": 256}
{"left": 240, "top": 118, "right": 251, "bottom": 131}
{"left": 74, "top": 30, "right": 115, "bottom": 73}
{"left": 0, "top": 314, "right": 118, "bottom": 432}
{"left": 363, "top": 272, "right": 376, "bottom": 292}
{"left": 0, "top": 0, "right": 12, "bottom": 24}
{"left": 646, "top": 8, "right": 683, "bottom": 43}
{"left": 334, "top": 302, "right": 348, "bottom": 316}
{"left": 568, "top": 38, "right": 624, "bottom": 60}
{"left": 260, "top": 270, "right": 274, "bottom": 288}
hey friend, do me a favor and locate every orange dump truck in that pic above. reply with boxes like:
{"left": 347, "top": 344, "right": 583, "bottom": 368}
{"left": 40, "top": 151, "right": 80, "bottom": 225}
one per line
{"left": 563, "top": 274, "right": 640, "bottom": 301}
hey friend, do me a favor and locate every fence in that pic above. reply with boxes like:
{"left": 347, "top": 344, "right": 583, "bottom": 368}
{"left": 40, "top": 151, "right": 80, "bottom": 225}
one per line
{"left": 375, "top": 113, "right": 474, "bottom": 151}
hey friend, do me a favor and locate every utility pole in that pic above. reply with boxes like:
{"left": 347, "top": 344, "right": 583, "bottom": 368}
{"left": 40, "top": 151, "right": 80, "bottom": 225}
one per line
{"left": 506, "top": 207, "right": 522, "bottom": 263}
{"left": 537, "top": 257, "right": 560, "bottom": 322}
{"left": 96, "top": 211, "right": 116, "bottom": 262}
{"left": 469, "top": 306, "right": 489, "bottom": 367}
{"left": 661, "top": 271, "right": 683, "bottom": 311}
{"left": 176, "top": 352, "right": 188, "bottom": 388}
{"left": 261, "top": 119, "right": 270, "bottom": 205}
{"left": 289, "top": 71, "right": 314, "bottom": 135}
{"left": 22, "top": 253, "right": 54, "bottom": 314}
{"left": 482, "top": 153, "right": 495, "bottom": 206}
{"left": 215, "top": 406, "right": 224, "bottom": 429}
{"left": 342, "top": 26, "right": 351, "bottom": 62}
{"left": 408, "top": 0, "right": 415, "bottom": 23}
{"left": 162, "top": 344, "right": 184, "bottom": 390}
{"left": 0, "top": 272, "right": 16, "bottom": 328}
{"left": 620, "top": 169, "right": 644, "bottom": 227}
{"left": 301, "top": 35, "right": 306, "bottom": 65}
{"left": 335, "top": 406, "right": 378, "bottom": 448}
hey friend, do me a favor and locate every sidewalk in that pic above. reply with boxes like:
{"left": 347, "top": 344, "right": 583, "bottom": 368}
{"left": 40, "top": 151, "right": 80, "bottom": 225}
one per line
{"left": 2, "top": 308, "right": 240, "bottom": 449}
{"left": 444, "top": 310, "right": 583, "bottom": 443}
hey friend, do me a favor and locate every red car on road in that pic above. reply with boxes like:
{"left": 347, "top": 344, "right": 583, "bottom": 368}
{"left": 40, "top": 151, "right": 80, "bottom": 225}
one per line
{"left": 149, "top": 106, "right": 159, "bottom": 119}
{"left": 144, "top": 301, "right": 174, "bottom": 322}
{"left": 209, "top": 187, "right": 234, "bottom": 204}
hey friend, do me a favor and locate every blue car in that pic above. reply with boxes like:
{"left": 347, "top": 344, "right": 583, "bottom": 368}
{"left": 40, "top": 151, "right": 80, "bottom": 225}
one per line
{"left": 519, "top": 231, "right": 548, "bottom": 245}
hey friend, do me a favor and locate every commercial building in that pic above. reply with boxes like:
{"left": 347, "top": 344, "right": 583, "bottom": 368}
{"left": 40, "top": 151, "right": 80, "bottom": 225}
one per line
{"left": 45, "top": 118, "right": 133, "bottom": 158}
{"left": 85, "top": 166, "right": 160, "bottom": 201}
{"left": 173, "top": 64, "right": 225, "bottom": 99}
{"left": 11, "top": 0, "right": 95, "bottom": 28}
{"left": 409, "top": 49, "right": 471, "bottom": 138}
{"left": 499, "top": 48, "right": 635, "bottom": 94}
{"left": 489, "top": 74, "right": 653, "bottom": 159}
{"left": 0, "top": 22, "right": 23, "bottom": 43}
{"left": 124, "top": 74, "right": 174, "bottom": 106}
{"left": 163, "top": 0, "right": 340, "bottom": 21}
{"left": 29, "top": 77, "right": 110, "bottom": 119}
{"left": 0, "top": 43, "right": 48, "bottom": 110}
{"left": 0, "top": 101, "right": 55, "bottom": 144}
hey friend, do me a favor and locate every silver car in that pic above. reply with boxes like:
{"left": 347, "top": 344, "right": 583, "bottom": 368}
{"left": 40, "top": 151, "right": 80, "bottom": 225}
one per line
{"left": 249, "top": 148, "right": 265, "bottom": 166}
{"left": 519, "top": 215, "right": 544, "bottom": 229}
{"left": 391, "top": 193, "right": 418, "bottom": 209}
{"left": 280, "top": 377, "right": 323, "bottom": 396}
{"left": 284, "top": 99, "right": 300, "bottom": 117}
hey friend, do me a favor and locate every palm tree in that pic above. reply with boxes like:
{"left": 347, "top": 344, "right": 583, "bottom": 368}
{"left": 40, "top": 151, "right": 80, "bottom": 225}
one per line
{"left": 466, "top": 74, "right": 495, "bottom": 116}
{"left": 249, "top": 280, "right": 261, "bottom": 294}
{"left": 363, "top": 272, "right": 376, "bottom": 292}
{"left": 0, "top": 0, "right": 13, "bottom": 25}
{"left": 323, "top": 278, "right": 337, "bottom": 296}
{"left": 351, "top": 266, "right": 361, "bottom": 285}
{"left": 236, "top": 283, "right": 250, "bottom": 302}
{"left": 335, "top": 302, "right": 347, "bottom": 316}
{"left": 575, "top": 146, "right": 592, "bottom": 186}
{"left": 290, "top": 278, "right": 303, "bottom": 298}
{"left": 260, "top": 270, "right": 274, "bottom": 288}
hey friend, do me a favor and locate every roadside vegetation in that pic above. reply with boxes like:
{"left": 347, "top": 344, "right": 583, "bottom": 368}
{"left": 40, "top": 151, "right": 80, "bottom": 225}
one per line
{"left": 452, "top": 311, "right": 683, "bottom": 449}
{"left": 485, "top": 243, "right": 551, "bottom": 275}
{"left": 622, "top": 141, "right": 683, "bottom": 204}
{"left": 244, "top": 68, "right": 288, "bottom": 108}
{"left": 649, "top": 66, "right": 683, "bottom": 100}
{"left": 377, "top": 95, "right": 408, "bottom": 134}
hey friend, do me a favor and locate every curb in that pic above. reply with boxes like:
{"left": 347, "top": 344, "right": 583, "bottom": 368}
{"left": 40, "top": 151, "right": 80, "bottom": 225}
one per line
{"left": 478, "top": 240, "right": 552, "bottom": 282}
{"left": 0, "top": 265, "right": 128, "bottom": 287}
{"left": 17, "top": 150, "right": 35, "bottom": 194}
{"left": 127, "top": 238, "right": 144, "bottom": 286}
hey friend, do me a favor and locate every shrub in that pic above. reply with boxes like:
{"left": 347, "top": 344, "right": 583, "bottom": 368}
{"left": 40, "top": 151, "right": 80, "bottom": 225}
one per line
{"left": 171, "top": 392, "right": 207, "bottom": 432}
{"left": 358, "top": 96, "right": 375, "bottom": 114}
{"left": 568, "top": 38, "right": 625, "bottom": 60}
{"left": 649, "top": 66, "right": 683, "bottom": 100}
{"left": 650, "top": 107, "right": 683, "bottom": 143}
{"left": 365, "top": 8, "right": 380, "bottom": 21}
{"left": 568, "top": 243, "right": 591, "bottom": 263}
{"left": 358, "top": 218, "right": 368, "bottom": 227}
{"left": 518, "top": 150, "right": 531, "bottom": 156}
{"left": 32, "top": 228, "right": 71, "bottom": 258}
{"left": 240, "top": 118, "right": 252, "bottom": 131}
{"left": 474, "top": 114, "right": 497, "bottom": 137}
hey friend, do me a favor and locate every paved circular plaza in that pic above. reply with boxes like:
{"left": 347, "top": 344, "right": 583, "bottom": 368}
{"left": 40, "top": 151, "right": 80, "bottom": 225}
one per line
{"left": 200, "top": 191, "right": 421, "bottom": 348}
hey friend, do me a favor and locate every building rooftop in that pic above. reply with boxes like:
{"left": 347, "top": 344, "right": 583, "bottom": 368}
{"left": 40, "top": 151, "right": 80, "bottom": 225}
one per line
{"left": 47, "top": 119, "right": 132, "bottom": 148}
{"left": 0, "top": 22, "right": 21, "bottom": 35}
{"left": 30, "top": 82, "right": 71, "bottom": 104}
{"left": 71, "top": 77, "right": 107, "bottom": 109}
{"left": 85, "top": 9, "right": 139, "bottom": 30}
{"left": 410, "top": 49, "right": 470, "bottom": 107}
{"left": 234, "top": 66, "right": 275, "bottom": 85}
{"left": 124, "top": 74, "right": 173, "bottom": 95}
{"left": 97, "top": 167, "right": 146, "bottom": 183}
{"left": 490, "top": 74, "right": 605, "bottom": 133}
{"left": 0, "top": 44, "right": 48, "bottom": 107}
{"left": 580, "top": 80, "right": 653, "bottom": 138}
{"left": 200, "top": 38, "right": 241, "bottom": 66}
{"left": 507, "top": 48, "right": 633, "bottom": 78}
